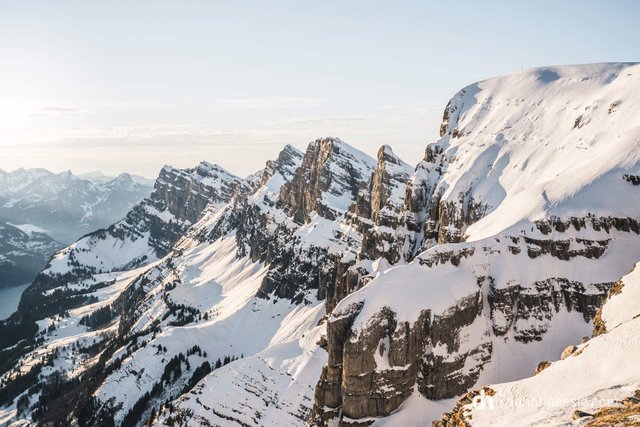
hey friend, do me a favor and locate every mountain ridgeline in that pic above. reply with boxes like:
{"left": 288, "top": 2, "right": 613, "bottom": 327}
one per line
{"left": 0, "top": 63, "right": 639, "bottom": 427}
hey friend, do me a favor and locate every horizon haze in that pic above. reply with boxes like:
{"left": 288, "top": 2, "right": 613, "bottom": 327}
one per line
{"left": 1, "top": 0, "right": 639, "bottom": 177}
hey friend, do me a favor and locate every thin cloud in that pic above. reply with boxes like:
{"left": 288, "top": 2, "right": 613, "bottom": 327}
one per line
{"left": 213, "top": 97, "right": 328, "bottom": 110}
{"left": 278, "top": 115, "right": 372, "bottom": 126}
{"left": 38, "top": 107, "right": 80, "bottom": 113}
{"left": 29, "top": 106, "right": 85, "bottom": 117}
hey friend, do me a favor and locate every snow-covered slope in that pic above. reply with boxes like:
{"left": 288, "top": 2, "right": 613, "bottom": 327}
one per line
{"left": 399, "top": 62, "right": 640, "bottom": 257}
{"left": 0, "top": 169, "right": 153, "bottom": 244}
{"left": 0, "top": 161, "right": 243, "bottom": 389}
{"left": 0, "top": 137, "right": 409, "bottom": 426}
{"left": 439, "top": 262, "right": 640, "bottom": 426}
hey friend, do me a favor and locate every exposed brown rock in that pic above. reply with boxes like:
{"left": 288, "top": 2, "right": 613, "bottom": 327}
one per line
{"left": 355, "top": 145, "right": 412, "bottom": 264}
{"left": 432, "top": 386, "right": 495, "bottom": 427}
{"left": 584, "top": 390, "right": 640, "bottom": 426}
{"left": 534, "top": 361, "right": 551, "bottom": 375}
{"left": 560, "top": 344, "right": 577, "bottom": 360}
{"left": 153, "top": 162, "right": 241, "bottom": 225}
{"left": 278, "top": 137, "right": 372, "bottom": 224}
{"left": 592, "top": 279, "right": 626, "bottom": 337}
{"left": 572, "top": 410, "right": 593, "bottom": 420}
{"left": 312, "top": 290, "right": 490, "bottom": 425}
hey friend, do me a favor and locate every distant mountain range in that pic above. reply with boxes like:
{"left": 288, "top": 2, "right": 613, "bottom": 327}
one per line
{"left": 0, "top": 169, "right": 153, "bottom": 288}
{"left": 78, "top": 170, "right": 153, "bottom": 185}
{"left": 0, "top": 168, "right": 154, "bottom": 244}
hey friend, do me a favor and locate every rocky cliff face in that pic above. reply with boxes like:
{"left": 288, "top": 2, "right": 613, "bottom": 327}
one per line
{"left": 323, "top": 145, "right": 414, "bottom": 312}
{"left": 279, "top": 137, "right": 376, "bottom": 223}
{"left": 200, "top": 139, "right": 378, "bottom": 305}
{"left": 0, "top": 138, "right": 414, "bottom": 426}
{"left": 435, "top": 262, "right": 640, "bottom": 427}
{"left": 151, "top": 161, "right": 241, "bottom": 226}
{"left": 311, "top": 217, "right": 640, "bottom": 426}
{"left": 354, "top": 145, "right": 413, "bottom": 263}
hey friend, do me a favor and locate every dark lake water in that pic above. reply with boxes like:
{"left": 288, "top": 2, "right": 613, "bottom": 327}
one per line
{"left": 0, "top": 283, "right": 29, "bottom": 320}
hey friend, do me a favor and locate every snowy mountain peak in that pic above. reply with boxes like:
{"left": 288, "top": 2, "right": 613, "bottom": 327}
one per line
{"left": 30, "top": 160, "right": 244, "bottom": 297}
{"left": 434, "top": 62, "right": 640, "bottom": 242}
{"left": 279, "top": 137, "right": 376, "bottom": 223}
{"left": 370, "top": 144, "right": 413, "bottom": 222}
{"left": 377, "top": 144, "right": 405, "bottom": 166}
{"left": 152, "top": 161, "right": 242, "bottom": 226}
{"left": 262, "top": 144, "right": 304, "bottom": 188}
{"left": 399, "top": 62, "right": 640, "bottom": 259}
{"left": 194, "top": 160, "right": 235, "bottom": 178}
{"left": 112, "top": 172, "right": 133, "bottom": 184}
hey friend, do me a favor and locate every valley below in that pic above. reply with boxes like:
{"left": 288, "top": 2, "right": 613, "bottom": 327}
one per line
{"left": 0, "top": 283, "right": 29, "bottom": 320}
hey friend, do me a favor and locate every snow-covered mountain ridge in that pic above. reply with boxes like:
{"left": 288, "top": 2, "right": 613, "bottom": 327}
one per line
{"left": 0, "top": 169, "right": 153, "bottom": 288}
{"left": 13, "top": 160, "right": 244, "bottom": 328}
{"left": 0, "top": 63, "right": 638, "bottom": 427}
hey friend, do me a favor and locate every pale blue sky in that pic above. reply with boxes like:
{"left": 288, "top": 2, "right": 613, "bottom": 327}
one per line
{"left": 1, "top": 0, "right": 639, "bottom": 177}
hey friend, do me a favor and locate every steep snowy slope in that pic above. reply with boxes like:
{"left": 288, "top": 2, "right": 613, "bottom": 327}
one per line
{"left": 80, "top": 138, "right": 380, "bottom": 425}
{"left": 437, "top": 262, "right": 640, "bottom": 426}
{"left": 0, "top": 169, "right": 153, "bottom": 244}
{"left": 399, "top": 62, "right": 639, "bottom": 257}
{"left": 36, "top": 161, "right": 243, "bottom": 284}
{"left": 311, "top": 63, "right": 640, "bottom": 425}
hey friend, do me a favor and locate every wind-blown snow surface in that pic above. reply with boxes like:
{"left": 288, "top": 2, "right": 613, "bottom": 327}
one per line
{"left": 437, "top": 63, "right": 640, "bottom": 241}
{"left": 466, "top": 262, "right": 640, "bottom": 426}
